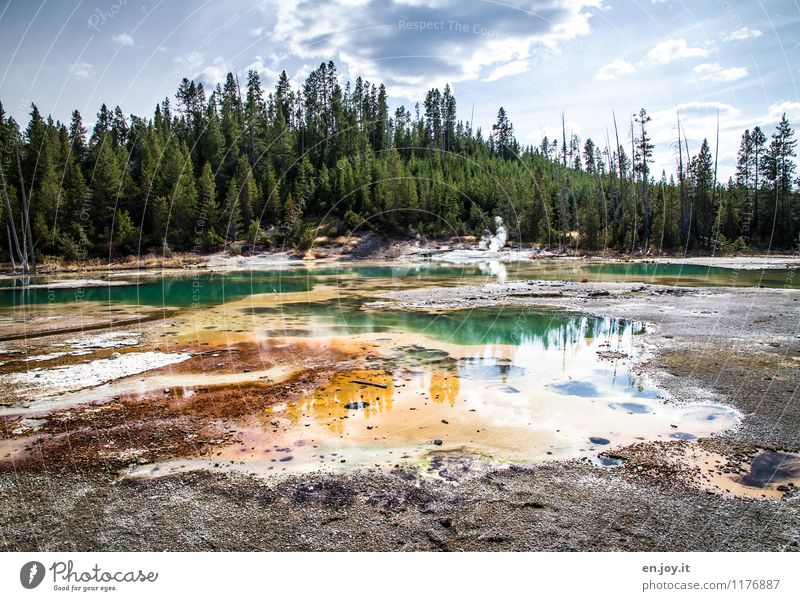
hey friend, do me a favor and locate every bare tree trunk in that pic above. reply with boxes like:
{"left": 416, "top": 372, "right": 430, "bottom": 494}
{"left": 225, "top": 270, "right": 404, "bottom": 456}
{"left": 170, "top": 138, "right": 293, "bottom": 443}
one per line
{"left": 683, "top": 129, "right": 693, "bottom": 254}
{"left": 6, "top": 224, "right": 16, "bottom": 271}
{"left": 640, "top": 118, "right": 650, "bottom": 251}
{"left": 710, "top": 110, "right": 720, "bottom": 253}
{"left": 630, "top": 118, "right": 637, "bottom": 253}
{"left": 753, "top": 146, "right": 760, "bottom": 234}
{"left": 676, "top": 113, "right": 689, "bottom": 247}
{"left": 658, "top": 176, "right": 666, "bottom": 254}
{"left": 605, "top": 128, "right": 615, "bottom": 245}
{"left": 15, "top": 144, "right": 36, "bottom": 272}
{"left": 0, "top": 165, "right": 27, "bottom": 271}
{"left": 612, "top": 111, "right": 624, "bottom": 246}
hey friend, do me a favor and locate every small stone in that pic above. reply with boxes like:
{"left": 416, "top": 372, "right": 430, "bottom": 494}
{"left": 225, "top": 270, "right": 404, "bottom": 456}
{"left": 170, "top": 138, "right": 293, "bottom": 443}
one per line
{"left": 433, "top": 439, "right": 443, "bottom": 446}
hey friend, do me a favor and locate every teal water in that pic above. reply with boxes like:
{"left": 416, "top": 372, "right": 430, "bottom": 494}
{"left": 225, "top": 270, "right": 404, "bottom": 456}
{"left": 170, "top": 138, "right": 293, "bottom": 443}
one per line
{"left": 0, "top": 260, "right": 795, "bottom": 309}
{"left": 582, "top": 262, "right": 794, "bottom": 288}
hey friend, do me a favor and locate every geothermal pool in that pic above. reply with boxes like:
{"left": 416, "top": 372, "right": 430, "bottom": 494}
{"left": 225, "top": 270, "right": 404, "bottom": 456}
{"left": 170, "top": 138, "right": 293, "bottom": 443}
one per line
{"left": 8, "top": 258, "right": 790, "bottom": 482}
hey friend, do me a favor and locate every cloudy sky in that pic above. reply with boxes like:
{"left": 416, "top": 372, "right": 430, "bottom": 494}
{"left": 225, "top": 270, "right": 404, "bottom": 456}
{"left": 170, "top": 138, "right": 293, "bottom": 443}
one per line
{"left": 1, "top": 0, "right": 798, "bottom": 178}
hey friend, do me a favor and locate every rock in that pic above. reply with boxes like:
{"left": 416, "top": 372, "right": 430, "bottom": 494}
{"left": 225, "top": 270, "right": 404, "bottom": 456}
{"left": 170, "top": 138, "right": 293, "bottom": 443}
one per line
{"left": 433, "top": 439, "right": 443, "bottom": 446}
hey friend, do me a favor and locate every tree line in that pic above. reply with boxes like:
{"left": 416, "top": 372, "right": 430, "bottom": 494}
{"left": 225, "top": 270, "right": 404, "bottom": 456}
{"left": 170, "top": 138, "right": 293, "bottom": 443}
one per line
{"left": 0, "top": 60, "right": 797, "bottom": 270}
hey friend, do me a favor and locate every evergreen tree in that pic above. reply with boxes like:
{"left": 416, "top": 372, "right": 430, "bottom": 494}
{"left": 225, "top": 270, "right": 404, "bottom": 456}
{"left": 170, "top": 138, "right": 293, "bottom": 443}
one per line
{"left": 1, "top": 60, "right": 798, "bottom": 263}
{"left": 197, "top": 161, "right": 220, "bottom": 248}
{"left": 492, "top": 107, "right": 514, "bottom": 159}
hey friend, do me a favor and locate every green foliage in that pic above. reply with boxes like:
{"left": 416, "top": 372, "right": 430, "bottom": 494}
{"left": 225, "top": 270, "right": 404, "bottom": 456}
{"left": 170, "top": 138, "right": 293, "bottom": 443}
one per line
{"left": 0, "top": 70, "right": 798, "bottom": 265}
{"left": 295, "top": 224, "right": 317, "bottom": 251}
{"left": 113, "top": 209, "right": 138, "bottom": 254}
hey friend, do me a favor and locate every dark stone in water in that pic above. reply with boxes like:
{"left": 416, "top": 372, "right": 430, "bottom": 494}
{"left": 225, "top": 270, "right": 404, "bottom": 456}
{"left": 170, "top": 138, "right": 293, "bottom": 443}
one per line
{"left": 459, "top": 359, "right": 525, "bottom": 380}
{"left": 589, "top": 436, "right": 610, "bottom": 445}
{"left": 670, "top": 432, "right": 696, "bottom": 441}
{"left": 489, "top": 385, "right": 521, "bottom": 393}
{"left": 344, "top": 401, "right": 370, "bottom": 410}
{"left": 549, "top": 380, "right": 600, "bottom": 397}
{"left": 632, "top": 388, "right": 660, "bottom": 399}
{"left": 738, "top": 451, "right": 800, "bottom": 488}
{"left": 609, "top": 402, "right": 651, "bottom": 414}
{"left": 398, "top": 346, "right": 451, "bottom": 364}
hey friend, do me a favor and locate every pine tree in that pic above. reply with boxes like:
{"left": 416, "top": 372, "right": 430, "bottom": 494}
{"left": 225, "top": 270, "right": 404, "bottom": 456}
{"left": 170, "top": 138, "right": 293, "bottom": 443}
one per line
{"left": 3, "top": 59, "right": 799, "bottom": 262}
{"left": 750, "top": 126, "right": 766, "bottom": 237}
{"left": 90, "top": 138, "right": 123, "bottom": 242}
{"left": 68, "top": 109, "right": 87, "bottom": 165}
{"left": 583, "top": 139, "right": 597, "bottom": 174}
{"left": 195, "top": 161, "right": 220, "bottom": 249}
{"left": 492, "top": 108, "right": 514, "bottom": 159}
{"left": 259, "top": 163, "right": 280, "bottom": 226}
{"left": 761, "top": 114, "right": 796, "bottom": 245}
{"left": 690, "top": 139, "right": 714, "bottom": 247}
{"left": 222, "top": 176, "right": 243, "bottom": 243}
{"left": 634, "top": 108, "right": 654, "bottom": 248}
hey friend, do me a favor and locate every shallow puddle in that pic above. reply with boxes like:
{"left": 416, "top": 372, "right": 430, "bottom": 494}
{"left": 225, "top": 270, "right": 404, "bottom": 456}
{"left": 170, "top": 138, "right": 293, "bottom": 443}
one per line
{"left": 129, "top": 308, "right": 740, "bottom": 479}
{"left": 677, "top": 446, "right": 800, "bottom": 499}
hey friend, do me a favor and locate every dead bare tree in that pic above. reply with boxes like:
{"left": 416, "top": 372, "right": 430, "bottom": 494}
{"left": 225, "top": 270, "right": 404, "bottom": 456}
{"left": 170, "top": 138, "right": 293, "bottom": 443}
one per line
{"left": 710, "top": 109, "right": 720, "bottom": 253}
{"left": 612, "top": 110, "right": 624, "bottom": 245}
{"left": 15, "top": 142, "right": 36, "bottom": 271}
{"left": 0, "top": 157, "right": 28, "bottom": 272}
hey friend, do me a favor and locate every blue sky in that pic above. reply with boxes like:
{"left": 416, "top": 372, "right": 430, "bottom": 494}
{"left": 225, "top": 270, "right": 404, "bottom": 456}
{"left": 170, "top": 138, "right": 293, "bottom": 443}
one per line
{"left": 1, "top": 0, "right": 798, "bottom": 179}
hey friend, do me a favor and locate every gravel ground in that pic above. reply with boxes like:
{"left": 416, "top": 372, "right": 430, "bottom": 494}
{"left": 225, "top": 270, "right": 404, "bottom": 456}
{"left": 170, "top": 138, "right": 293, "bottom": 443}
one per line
{"left": 1, "top": 278, "right": 799, "bottom": 551}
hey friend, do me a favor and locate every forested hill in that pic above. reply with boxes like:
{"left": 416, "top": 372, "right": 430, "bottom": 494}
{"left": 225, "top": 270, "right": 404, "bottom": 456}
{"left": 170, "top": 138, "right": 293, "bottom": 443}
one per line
{"left": 0, "top": 60, "right": 797, "bottom": 269}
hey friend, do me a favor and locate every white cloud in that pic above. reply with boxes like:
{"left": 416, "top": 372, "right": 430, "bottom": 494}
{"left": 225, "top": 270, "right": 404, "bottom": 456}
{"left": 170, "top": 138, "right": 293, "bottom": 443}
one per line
{"left": 292, "top": 64, "right": 314, "bottom": 86}
{"left": 250, "top": 27, "right": 264, "bottom": 37}
{"left": 257, "top": 0, "right": 604, "bottom": 99}
{"left": 647, "top": 38, "right": 709, "bottom": 65}
{"left": 112, "top": 33, "right": 134, "bottom": 46}
{"left": 71, "top": 62, "right": 95, "bottom": 80}
{"left": 759, "top": 100, "right": 800, "bottom": 126}
{"left": 244, "top": 55, "right": 281, "bottom": 82}
{"left": 692, "top": 62, "right": 748, "bottom": 82}
{"left": 722, "top": 27, "right": 762, "bottom": 42}
{"left": 596, "top": 58, "right": 634, "bottom": 80}
{"left": 197, "top": 57, "right": 229, "bottom": 85}
{"left": 484, "top": 59, "right": 528, "bottom": 82}
{"left": 174, "top": 51, "right": 204, "bottom": 70}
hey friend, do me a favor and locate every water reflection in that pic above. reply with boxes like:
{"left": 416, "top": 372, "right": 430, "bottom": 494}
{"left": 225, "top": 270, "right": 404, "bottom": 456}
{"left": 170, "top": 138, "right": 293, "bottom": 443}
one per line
{"left": 286, "top": 370, "right": 394, "bottom": 435}
{"left": 242, "top": 308, "right": 742, "bottom": 471}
